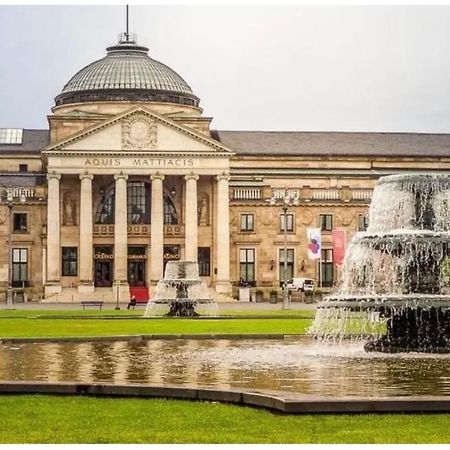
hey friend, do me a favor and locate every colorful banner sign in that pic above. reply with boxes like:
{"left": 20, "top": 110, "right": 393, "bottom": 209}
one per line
{"left": 306, "top": 228, "right": 321, "bottom": 259}
{"left": 332, "top": 230, "right": 346, "bottom": 265}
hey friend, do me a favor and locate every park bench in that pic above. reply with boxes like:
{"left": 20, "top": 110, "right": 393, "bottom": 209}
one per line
{"left": 80, "top": 300, "right": 104, "bottom": 310}
{"left": 129, "top": 299, "right": 148, "bottom": 310}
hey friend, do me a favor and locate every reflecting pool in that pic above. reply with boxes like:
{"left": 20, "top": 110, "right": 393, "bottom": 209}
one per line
{"left": 1, "top": 337, "right": 450, "bottom": 397}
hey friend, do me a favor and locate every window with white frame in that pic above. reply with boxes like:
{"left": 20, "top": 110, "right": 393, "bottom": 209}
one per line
{"left": 358, "top": 214, "right": 369, "bottom": 231}
{"left": 320, "top": 214, "right": 333, "bottom": 231}
{"left": 239, "top": 248, "right": 256, "bottom": 286}
{"left": 240, "top": 213, "right": 254, "bottom": 232}
{"left": 320, "top": 248, "right": 334, "bottom": 287}
{"left": 279, "top": 248, "right": 294, "bottom": 284}
{"left": 280, "top": 213, "right": 294, "bottom": 232}
{"left": 12, "top": 248, "right": 27, "bottom": 287}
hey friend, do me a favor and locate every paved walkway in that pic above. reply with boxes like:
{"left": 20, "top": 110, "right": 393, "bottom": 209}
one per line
{"left": 0, "top": 300, "right": 316, "bottom": 311}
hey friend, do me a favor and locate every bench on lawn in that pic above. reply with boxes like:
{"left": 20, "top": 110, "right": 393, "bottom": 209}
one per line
{"left": 81, "top": 300, "right": 104, "bottom": 310}
{"left": 128, "top": 299, "right": 148, "bottom": 310}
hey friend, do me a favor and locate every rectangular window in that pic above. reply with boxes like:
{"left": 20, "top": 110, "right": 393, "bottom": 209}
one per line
{"left": 12, "top": 248, "right": 27, "bottom": 287}
{"left": 320, "top": 248, "right": 334, "bottom": 287}
{"left": 280, "top": 213, "right": 294, "bottom": 232}
{"left": 62, "top": 247, "right": 78, "bottom": 276}
{"left": 279, "top": 248, "right": 294, "bottom": 284}
{"left": 240, "top": 248, "right": 256, "bottom": 286}
{"left": 240, "top": 213, "right": 254, "bottom": 232}
{"left": 358, "top": 214, "right": 369, "bottom": 231}
{"left": 198, "top": 247, "right": 211, "bottom": 276}
{"left": 127, "top": 182, "right": 150, "bottom": 224}
{"left": 19, "top": 164, "right": 28, "bottom": 173}
{"left": 13, "top": 213, "right": 27, "bottom": 232}
{"left": 320, "top": 214, "right": 333, "bottom": 232}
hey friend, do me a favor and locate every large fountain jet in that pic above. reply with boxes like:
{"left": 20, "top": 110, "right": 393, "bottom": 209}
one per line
{"left": 310, "top": 174, "right": 450, "bottom": 353}
{"left": 144, "top": 261, "right": 218, "bottom": 317}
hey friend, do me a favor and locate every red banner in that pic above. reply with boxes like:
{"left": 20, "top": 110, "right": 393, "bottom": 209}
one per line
{"left": 332, "top": 230, "right": 346, "bottom": 265}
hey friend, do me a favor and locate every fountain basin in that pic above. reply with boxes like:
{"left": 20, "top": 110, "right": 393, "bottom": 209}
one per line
{"left": 145, "top": 261, "right": 217, "bottom": 317}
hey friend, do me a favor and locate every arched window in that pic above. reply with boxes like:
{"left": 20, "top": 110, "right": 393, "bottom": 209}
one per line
{"left": 95, "top": 182, "right": 178, "bottom": 225}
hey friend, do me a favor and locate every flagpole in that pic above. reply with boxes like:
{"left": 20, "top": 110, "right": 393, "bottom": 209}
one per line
{"left": 319, "top": 247, "right": 323, "bottom": 289}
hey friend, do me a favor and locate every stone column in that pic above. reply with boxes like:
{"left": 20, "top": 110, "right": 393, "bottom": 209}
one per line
{"left": 184, "top": 173, "right": 199, "bottom": 262}
{"left": 78, "top": 173, "right": 94, "bottom": 293}
{"left": 114, "top": 173, "right": 129, "bottom": 290}
{"left": 215, "top": 173, "right": 232, "bottom": 295}
{"left": 150, "top": 174, "right": 165, "bottom": 285}
{"left": 45, "top": 172, "right": 62, "bottom": 294}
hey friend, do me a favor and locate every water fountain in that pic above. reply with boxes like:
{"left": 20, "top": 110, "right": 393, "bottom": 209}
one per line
{"left": 310, "top": 174, "right": 450, "bottom": 353}
{"left": 144, "top": 260, "right": 217, "bottom": 317}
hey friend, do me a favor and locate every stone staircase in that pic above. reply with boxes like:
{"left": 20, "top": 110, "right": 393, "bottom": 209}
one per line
{"left": 208, "top": 288, "right": 235, "bottom": 303}
{"left": 42, "top": 287, "right": 117, "bottom": 303}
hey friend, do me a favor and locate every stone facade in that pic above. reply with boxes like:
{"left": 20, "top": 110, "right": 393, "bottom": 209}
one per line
{"left": 2, "top": 34, "right": 450, "bottom": 303}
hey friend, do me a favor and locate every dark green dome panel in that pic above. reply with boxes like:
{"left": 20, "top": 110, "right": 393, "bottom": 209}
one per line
{"left": 55, "top": 34, "right": 200, "bottom": 107}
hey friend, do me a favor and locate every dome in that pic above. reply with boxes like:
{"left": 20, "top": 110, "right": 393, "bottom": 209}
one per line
{"left": 55, "top": 33, "right": 200, "bottom": 107}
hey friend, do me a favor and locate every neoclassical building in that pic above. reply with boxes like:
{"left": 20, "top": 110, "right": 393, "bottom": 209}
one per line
{"left": 2, "top": 31, "right": 450, "bottom": 302}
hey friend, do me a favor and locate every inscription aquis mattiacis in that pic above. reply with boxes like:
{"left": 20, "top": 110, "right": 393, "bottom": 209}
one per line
{"left": 84, "top": 157, "right": 195, "bottom": 167}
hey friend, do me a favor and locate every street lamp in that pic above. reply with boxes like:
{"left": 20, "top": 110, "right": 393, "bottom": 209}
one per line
{"left": 115, "top": 280, "right": 120, "bottom": 310}
{"left": 0, "top": 188, "right": 26, "bottom": 306}
{"left": 268, "top": 189, "right": 299, "bottom": 310}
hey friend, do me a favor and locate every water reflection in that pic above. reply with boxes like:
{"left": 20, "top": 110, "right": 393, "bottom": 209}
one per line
{"left": 0, "top": 337, "right": 450, "bottom": 397}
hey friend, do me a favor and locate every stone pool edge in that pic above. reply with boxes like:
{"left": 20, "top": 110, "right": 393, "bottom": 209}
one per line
{"left": 0, "top": 334, "right": 304, "bottom": 343}
{"left": 0, "top": 381, "right": 449, "bottom": 414}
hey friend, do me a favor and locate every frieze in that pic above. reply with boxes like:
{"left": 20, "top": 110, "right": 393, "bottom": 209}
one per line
{"left": 84, "top": 157, "right": 195, "bottom": 168}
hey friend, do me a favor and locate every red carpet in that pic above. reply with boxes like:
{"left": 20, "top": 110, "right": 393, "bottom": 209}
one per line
{"left": 129, "top": 286, "right": 149, "bottom": 301}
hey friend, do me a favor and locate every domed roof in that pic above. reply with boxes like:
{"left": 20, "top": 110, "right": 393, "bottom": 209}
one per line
{"left": 55, "top": 33, "right": 200, "bottom": 107}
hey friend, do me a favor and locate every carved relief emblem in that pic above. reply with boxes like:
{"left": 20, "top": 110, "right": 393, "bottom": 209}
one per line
{"left": 122, "top": 114, "right": 157, "bottom": 150}
{"left": 300, "top": 210, "right": 314, "bottom": 225}
{"left": 0, "top": 209, "right": 7, "bottom": 225}
{"left": 337, "top": 211, "right": 354, "bottom": 227}
{"left": 259, "top": 208, "right": 275, "bottom": 226}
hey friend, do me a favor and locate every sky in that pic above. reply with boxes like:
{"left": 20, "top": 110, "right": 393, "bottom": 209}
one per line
{"left": 2, "top": 4, "right": 450, "bottom": 133}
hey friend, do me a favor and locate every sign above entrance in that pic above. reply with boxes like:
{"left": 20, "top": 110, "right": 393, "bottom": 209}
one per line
{"left": 84, "top": 157, "right": 195, "bottom": 168}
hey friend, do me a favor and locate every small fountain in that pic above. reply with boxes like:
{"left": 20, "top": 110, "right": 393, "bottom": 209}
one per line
{"left": 310, "top": 174, "right": 450, "bottom": 353}
{"left": 144, "top": 260, "right": 217, "bottom": 317}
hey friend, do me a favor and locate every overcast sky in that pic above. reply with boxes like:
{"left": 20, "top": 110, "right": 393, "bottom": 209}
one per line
{"left": 2, "top": 5, "right": 450, "bottom": 132}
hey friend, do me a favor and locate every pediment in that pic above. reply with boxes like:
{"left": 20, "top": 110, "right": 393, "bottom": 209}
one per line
{"left": 44, "top": 107, "right": 234, "bottom": 156}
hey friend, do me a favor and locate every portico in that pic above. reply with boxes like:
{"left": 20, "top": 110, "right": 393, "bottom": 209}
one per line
{"left": 43, "top": 107, "right": 234, "bottom": 300}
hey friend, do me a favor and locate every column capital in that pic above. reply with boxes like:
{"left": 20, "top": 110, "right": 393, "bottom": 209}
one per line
{"left": 184, "top": 173, "right": 199, "bottom": 181}
{"left": 151, "top": 173, "right": 165, "bottom": 181}
{"left": 79, "top": 173, "right": 94, "bottom": 181}
{"left": 114, "top": 173, "right": 128, "bottom": 181}
{"left": 216, "top": 173, "right": 230, "bottom": 182}
{"left": 47, "top": 172, "right": 61, "bottom": 181}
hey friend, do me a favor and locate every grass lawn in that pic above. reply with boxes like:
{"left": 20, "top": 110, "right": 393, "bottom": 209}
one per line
{"left": 0, "top": 310, "right": 312, "bottom": 338}
{"left": 0, "top": 308, "right": 315, "bottom": 318}
{"left": 0, "top": 395, "right": 448, "bottom": 444}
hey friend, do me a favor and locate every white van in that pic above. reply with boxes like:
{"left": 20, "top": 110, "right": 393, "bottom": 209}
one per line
{"left": 285, "top": 278, "right": 315, "bottom": 292}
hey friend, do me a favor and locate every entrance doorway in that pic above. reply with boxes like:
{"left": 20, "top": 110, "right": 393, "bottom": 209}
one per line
{"left": 95, "top": 261, "right": 113, "bottom": 287}
{"left": 94, "top": 246, "right": 114, "bottom": 287}
{"left": 128, "top": 246, "right": 147, "bottom": 286}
